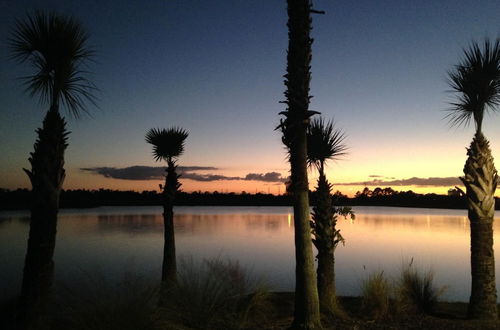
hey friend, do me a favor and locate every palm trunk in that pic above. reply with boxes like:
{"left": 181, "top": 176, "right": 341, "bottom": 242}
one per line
{"left": 312, "top": 173, "right": 339, "bottom": 315}
{"left": 317, "top": 251, "right": 336, "bottom": 312}
{"left": 461, "top": 132, "right": 498, "bottom": 320}
{"left": 290, "top": 135, "right": 321, "bottom": 329}
{"left": 161, "top": 162, "right": 179, "bottom": 285}
{"left": 18, "top": 106, "right": 67, "bottom": 325}
{"left": 284, "top": 0, "right": 321, "bottom": 328}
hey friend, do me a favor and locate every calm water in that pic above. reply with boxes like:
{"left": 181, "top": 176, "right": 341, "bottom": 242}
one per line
{"left": 1, "top": 206, "right": 500, "bottom": 302}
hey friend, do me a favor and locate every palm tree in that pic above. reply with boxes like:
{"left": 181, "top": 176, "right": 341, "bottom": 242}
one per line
{"left": 447, "top": 39, "right": 500, "bottom": 320}
{"left": 307, "top": 117, "right": 353, "bottom": 315}
{"left": 145, "top": 127, "right": 188, "bottom": 290}
{"left": 279, "top": 0, "right": 322, "bottom": 328}
{"left": 9, "top": 11, "right": 96, "bottom": 322}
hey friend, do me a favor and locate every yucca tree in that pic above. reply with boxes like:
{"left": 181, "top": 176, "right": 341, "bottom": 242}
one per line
{"left": 279, "top": 0, "right": 322, "bottom": 328}
{"left": 307, "top": 117, "right": 353, "bottom": 315}
{"left": 447, "top": 39, "right": 500, "bottom": 320}
{"left": 9, "top": 11, "right": 96, "bottom": 322}
{"left": 146, "top": 127, "right": 188, "bottom": 289}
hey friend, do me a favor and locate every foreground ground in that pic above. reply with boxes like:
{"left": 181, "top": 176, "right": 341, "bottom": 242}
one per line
{"left": 258, "top": 294, "right": 500, "bottom": 330}
{"left": 3, "top": 292, "right": 500, "bottom": 329}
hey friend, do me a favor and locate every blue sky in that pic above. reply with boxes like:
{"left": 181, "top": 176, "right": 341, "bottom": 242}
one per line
{"left": 2, "top": 0, "right": 500, "bottom": 194}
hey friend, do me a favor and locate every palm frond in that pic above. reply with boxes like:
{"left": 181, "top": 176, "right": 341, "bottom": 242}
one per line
{"left": 9, "top": 10, "right": 96, "bottom": 117}
{"left": 145, "top": 127, "right": 189, "bottom": 162}
{"left": 446, "top": 38, "right": 500, "bottom": 131}
{"left": 307, "top": 117, "right": 348, "bottom": 170}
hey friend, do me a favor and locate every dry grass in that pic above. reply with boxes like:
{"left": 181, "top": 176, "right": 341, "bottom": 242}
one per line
{"left": 361, "top": 270, "right": 392, "bottom": 319}
{"left": 160, "top": 257, "right": 273, "bottom": 329}
{"left": 396, "top": 259, "right": 447, "bottom": 314}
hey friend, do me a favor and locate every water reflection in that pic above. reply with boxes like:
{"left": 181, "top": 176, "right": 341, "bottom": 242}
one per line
{"left": 1, "top": 206, "right": 499, "bottom": 302}
{"left": 97, "top": 214, "right": 160, "bottom": 233}
{"left": 87, "top": 212, "right": 292, "bottom": 235}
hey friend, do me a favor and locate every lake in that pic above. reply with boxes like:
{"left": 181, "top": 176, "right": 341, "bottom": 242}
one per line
{"left": 1, "top": 205, "right": 499, "bottom": 302}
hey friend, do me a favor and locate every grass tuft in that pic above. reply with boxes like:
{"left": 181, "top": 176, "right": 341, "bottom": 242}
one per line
{"left": 361, "top": 270, "right": 392, "bottom": 319}
{"left": 161, "top": 256, "right": 273, "bottom": 329}
{"left": 397, "top": 259, "right": 447, "bottom": 314}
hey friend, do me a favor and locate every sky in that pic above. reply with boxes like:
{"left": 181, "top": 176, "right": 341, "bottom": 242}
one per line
{"left": 2, "top": 0, "right": 500, "bottom": 196}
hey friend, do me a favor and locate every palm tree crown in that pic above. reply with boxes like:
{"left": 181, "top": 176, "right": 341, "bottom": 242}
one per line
{"left": 307, "top": 117, "right": 347, "bottom": 172}
{"left": 9, "top": 11, "right": 96, "bottom": 117}
{"left": 447, "top": 39, "right": 500, "bottom": 133}
{"left": 145, "top": 127, "right": 189, "bottom": 163}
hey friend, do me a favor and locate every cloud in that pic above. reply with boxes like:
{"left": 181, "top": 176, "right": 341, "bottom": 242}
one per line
{"left": 81, "top": 166, "right": 218, "bottom": 181}
{"left": 81, "top": 166, "right": 164, "bottom": 180}
{"left": 334, "top": 176, "right": 462, "bottom": 187}
{"left": 244, "top": 172, "right": 287, "bottom": 183}
{"left": 182, "top": 171, "right": 287, "bottom": 183}
{"left": 181, "top": 173, "right": 241, "bottom": 182}
{"left": 179, "top": 166, "right": 218, "bottom": 172}
{"left": 82, "top": 166, "right": 287, "bottom": 183}
{"left": 369, "top": 175, "right": 396, "bottom": 179}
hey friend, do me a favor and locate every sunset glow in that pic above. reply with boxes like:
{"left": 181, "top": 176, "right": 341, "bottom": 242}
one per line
{"left": 2, "top": 1, "right": 500, "bottom": 197}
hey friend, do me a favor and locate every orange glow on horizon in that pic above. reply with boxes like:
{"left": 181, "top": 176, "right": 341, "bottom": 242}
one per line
{"left": 59, "top": 171, "right": 471, "bottom": 198}
{"left": 8, "top": 162, "right": 500, "bottom": 198}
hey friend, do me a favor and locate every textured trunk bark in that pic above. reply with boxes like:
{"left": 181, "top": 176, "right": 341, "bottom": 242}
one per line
{"left": 461, "top": 132, "right": 498, "bottom": 320}
{"left": 469, "top": 221, "right": 497, "bottom": 319}
{"left": 284, "top": 0, "right": 322, "bottom": 328}
{"left": 317, "top": 250, "right": 336, "bottom": 313}
{"left": 290, "top": 145, "right": 322, "bottom": 329}
{"left": 18, "top": 107, "right": 67, "bottom": 325}
{"left": 312, "top": 173, "right": 339, "bottom": 314}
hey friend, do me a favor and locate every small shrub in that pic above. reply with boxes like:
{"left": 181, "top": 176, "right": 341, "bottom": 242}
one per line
{"left": 361, "top": 270, "right": 391, "bottom": 319}
{"left": 397, "top": 260, "right": 447, "bottom": 314}
{"left": 162, "top": 257, "right": 272, "bottom": 329}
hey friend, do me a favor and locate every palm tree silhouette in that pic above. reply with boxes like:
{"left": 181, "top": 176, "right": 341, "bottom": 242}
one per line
{"left": 9, "top": 11, "right": 96, "bottom": 322}
{"left": 307, "top": 117, "right": 352, "bottom": 315}
{"left": 146, "top": 127, "right": 188, "bottom": 290}
{"left": 447, "top": 39, "right": 500, "bottom": 320}
{"left": 307, "top": 117, "right": 347, "bottom": 177}
{"left": 279, "top": 0, "right": 322, "bottom": 327}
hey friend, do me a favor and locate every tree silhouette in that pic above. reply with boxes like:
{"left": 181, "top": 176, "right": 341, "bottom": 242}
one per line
{"left": 145, "top": 127, "right": 188, "bottom": 293}
{"left": 9, "top": 11, "right": 96, "bottom": 323}
{"left": 279, "top": 0, "right": 322, "bottom": 328}
{"left": 447, "top": 39, "right": 500, "bottom": 320}
{"left": 307, "top": 117, "right": 353, "bottom": 315}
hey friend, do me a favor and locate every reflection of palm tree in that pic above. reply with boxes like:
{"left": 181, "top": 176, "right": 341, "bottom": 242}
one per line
{"left": 146, "top": 127, "right": 188, "bottom": 288}
{"left": 447, "top": 39, "right": 500, "bottom": 320}
{"left": 10, "top": 11, "right": 96, "bottom": 322}
{"left": 307, "top": 117, "right": 352, "bottom": 315}
{"left": 279, "top": 0, "right": 322, "bottom": 328}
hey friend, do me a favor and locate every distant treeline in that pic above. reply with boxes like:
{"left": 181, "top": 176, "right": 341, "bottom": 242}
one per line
{"left": 0, "top": 189, "right": 290, "bottom": 209}
{"left": 0, "top": 186, "right": 479, "bottom": 210}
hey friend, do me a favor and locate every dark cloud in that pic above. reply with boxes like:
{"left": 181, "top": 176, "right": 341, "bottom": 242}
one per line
{"left": 334, "top": 176, "right": 462, "bottom": 187}
{"left": 244, "top": 172, "right": 287, "bottom": 183}
{"left": 82, "top": 166, "right": 218, "bottom": 181}
{"left": 369, "top": 175, "right": 397, "bottom": 179}
{"left": 179, "top": 166, "right": 218, "bottom": 172}
{"left": 82, "top": 166, "right": 286, "bottom": 183}
{"left": 181, "top": 173, "right": 240, "bottom": 182}
{"left": 182, "top": 171, "right": 286, "bottom": 183}
{"left": 81, "top": 166, "right": 164, "bottom": 180}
